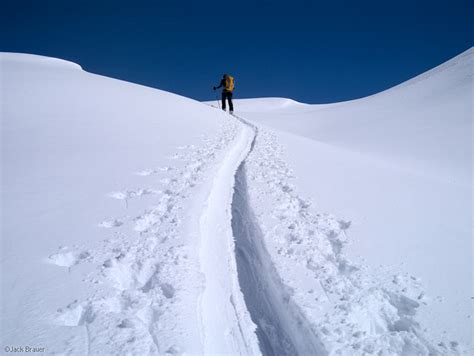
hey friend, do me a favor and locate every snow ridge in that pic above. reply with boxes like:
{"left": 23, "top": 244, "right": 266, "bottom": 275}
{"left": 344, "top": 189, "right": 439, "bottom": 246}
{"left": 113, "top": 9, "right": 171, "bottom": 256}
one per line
{"left": 1, "top": 52, "right": 83, "bottom": 70}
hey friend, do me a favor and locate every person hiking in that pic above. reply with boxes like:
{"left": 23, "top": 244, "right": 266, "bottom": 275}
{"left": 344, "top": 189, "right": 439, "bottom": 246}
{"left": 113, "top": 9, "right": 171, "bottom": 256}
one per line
{"left": 213, "top": 74, "right": 234, "bottom": 113}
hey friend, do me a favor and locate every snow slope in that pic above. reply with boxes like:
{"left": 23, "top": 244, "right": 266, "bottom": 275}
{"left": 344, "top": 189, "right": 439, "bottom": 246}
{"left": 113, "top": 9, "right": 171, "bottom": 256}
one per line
{"left": 1, "top": 49, "right": 471, "bottom": 355}
{"left": 1, "top": 53, "right": 260, "bottom": 354}
{"left": 235, "top": 47, "right": 473, "bottom": 352}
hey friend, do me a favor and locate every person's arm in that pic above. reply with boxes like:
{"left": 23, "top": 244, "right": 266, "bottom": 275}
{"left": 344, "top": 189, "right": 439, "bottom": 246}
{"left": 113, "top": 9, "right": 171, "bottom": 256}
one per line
{"left": 213, "top": 79, "right": 224, "bottom": 90}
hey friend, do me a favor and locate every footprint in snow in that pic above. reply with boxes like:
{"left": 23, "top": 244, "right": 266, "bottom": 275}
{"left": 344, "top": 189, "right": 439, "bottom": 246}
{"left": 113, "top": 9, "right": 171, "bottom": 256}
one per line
{"left": 160, "top": 283, "right": 175, "bottom": 299}
{"left": 108, "top": 189, "right": 157, "bottom": 200}
{"left": 134, "top": 169, "right": 157, "bottom": 176}
{"left": 338, "top": 220, "right": 351, "bottom": 230}
{"left": 157, "top": 166, "right": 172, "bottom": 172}
{"left": 135, "top": 167, "right": 172, "bottom": 176}
{"left": 167, "top": 153, "right": 183, "bottom": 160}
{"left": 55, "top": 300, "right": 95, "bottom": 326}
{"left": 47, "top": 250, "right": 90, "bottom": 268}
{"left": 98, "top": 219, "right": 124, "bottom": 228}
{"left": 159, "top": 177, "right": 178, "bottom": 185}
{"left": 177, "top": 144, "right": 195, "bottom": 150}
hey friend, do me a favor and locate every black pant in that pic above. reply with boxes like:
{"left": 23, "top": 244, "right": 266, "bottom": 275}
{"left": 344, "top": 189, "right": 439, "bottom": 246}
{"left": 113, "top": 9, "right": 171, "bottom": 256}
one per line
{"left": 221, "top": 91, "right": 233, "bottom": 111}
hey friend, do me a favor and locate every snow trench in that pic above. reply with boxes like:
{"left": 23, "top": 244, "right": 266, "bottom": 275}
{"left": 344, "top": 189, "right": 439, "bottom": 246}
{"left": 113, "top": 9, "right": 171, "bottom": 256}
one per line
{"left": 231, "top": 162, "right": 326, "bottom": 356}
{"left": 230, "top": 117, "right": 326, "bottom": 356}
{"left": 198, "top": 114, "right": 327, "bottom": 355}
{"left": 198, "top": 118, "right": 261, "bottom": 354}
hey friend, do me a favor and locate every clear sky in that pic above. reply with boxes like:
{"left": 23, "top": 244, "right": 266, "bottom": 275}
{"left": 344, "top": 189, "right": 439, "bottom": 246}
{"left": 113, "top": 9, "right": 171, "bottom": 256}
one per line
{"left": 1, "top": 0, "right": 472, "bottom": 103}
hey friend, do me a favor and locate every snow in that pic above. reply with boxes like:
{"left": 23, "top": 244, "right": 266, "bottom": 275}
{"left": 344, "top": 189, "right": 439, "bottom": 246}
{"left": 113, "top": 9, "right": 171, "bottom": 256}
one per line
{"left": 1, "top": 52, "right": 251, "bottom": 353}
{"left": 198, "top": 117, "right": 260, "bottom": 354}
{"left": 1, "top": 48, "right": 472, "bottom": 355}
{"left": 235, "top": 47, "right": 473, "bottom": 353}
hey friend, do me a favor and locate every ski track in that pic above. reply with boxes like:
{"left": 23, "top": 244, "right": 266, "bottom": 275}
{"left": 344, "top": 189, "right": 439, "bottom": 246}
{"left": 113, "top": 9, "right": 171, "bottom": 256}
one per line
{"left": 235, "top": 120, "right": 462, "bottom": 355}
{"left": 232, "top": 163, "right": 327, "bottom": 356}
{"left": 49, "top": 116, "right": 247, "bottom": 354}
{"left": 197, "top": 115, "right": 261, "bottom": 355}
{"left": 45, "top": 111, "right": 463, "bottom": 355}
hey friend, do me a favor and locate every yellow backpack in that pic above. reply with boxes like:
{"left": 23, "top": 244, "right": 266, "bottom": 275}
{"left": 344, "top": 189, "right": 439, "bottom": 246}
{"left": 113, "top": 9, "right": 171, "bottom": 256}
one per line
{"left": 225, "top": 75, "right": 235, "bottom": 92}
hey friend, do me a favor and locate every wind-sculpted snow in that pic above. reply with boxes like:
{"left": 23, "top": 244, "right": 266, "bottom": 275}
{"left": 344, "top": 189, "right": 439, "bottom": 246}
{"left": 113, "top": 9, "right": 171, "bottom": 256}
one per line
{"left": 1, "top": 52, "right": 83, "bottom": 70}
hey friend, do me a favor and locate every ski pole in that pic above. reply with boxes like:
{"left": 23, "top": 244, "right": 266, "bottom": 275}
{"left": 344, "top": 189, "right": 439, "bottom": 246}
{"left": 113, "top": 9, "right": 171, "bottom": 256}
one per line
{"left": 215, "top": 91, "right": 221, "bottom": 109}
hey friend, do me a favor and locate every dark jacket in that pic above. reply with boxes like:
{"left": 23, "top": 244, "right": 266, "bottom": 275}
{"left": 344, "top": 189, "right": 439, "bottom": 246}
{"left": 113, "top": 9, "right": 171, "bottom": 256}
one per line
{"left": 215, "top": 78, "right": 228, "bottom": 92}
{"left": 215, "top": 78, "right": 234, "bottom": 93}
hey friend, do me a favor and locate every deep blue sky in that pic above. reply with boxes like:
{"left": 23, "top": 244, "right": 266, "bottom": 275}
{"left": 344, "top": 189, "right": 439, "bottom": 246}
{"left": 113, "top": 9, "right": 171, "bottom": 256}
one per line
{"left": 1, "top": 0, "right": 472, "bottom": 103}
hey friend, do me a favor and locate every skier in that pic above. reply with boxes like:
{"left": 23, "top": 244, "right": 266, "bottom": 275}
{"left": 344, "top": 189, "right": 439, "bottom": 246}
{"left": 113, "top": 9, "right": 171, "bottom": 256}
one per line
{"left": 213, "top": 74, "right": 234, "bottom": 114}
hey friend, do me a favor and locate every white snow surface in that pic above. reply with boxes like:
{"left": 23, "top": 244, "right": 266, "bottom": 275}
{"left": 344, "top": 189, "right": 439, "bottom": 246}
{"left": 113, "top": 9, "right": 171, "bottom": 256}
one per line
{"left": 1, "top": 49, "right": 472, "bottom": 355}
{"left": 235, "top": 48, "right": 473, "bottom": 353}
{"left": 1, "top": 52, "right": 256, "bottom": 354}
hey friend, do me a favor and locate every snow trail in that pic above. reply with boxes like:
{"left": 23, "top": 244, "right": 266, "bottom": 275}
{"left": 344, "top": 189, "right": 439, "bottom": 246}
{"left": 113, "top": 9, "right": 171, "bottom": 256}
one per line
{"left": 44, "top": 109, "right": 460, "bottom": 355}
{"left": 197, "top": 113, "right": 327, "bottom": 355}
{"left": 49, "top": 118, "right": 245, "bottom": 354}
{"left": 198, "top": 117, "right": 261, "bottom": 354}
{"left": 234, "top": 122, "right": 458, "bottom": 355}
{"left": 198, "top": 113, "right": 326, "bottom": 355}
{"left": 5, "top": 51, "right": 469, "bottom": 355}
{"left": 232, "top": 163, "right": 327, "bottom": 355}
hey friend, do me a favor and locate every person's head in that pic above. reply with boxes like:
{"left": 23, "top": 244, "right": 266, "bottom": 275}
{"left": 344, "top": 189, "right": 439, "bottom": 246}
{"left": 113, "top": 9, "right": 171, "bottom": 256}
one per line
{"left": 222, "top": 74, "right": 227, "bottom": 79}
